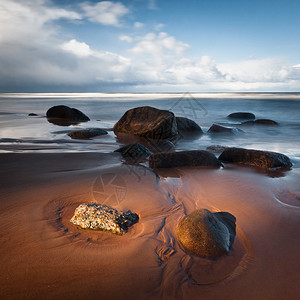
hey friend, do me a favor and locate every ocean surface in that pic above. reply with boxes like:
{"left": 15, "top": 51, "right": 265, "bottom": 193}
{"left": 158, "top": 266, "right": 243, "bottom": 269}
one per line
{"left": 0, "top": 92, "right": 299, "bottom": 166}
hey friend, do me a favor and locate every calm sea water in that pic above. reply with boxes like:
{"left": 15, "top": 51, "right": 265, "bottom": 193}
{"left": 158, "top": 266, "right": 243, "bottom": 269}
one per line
{"left": 0, "top": 92, "right": 299, "bottom": 166}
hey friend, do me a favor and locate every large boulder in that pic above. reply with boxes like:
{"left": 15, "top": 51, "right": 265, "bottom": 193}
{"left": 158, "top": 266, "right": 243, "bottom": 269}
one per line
{"left": 68, "top": 128, "right": 108, "bottom": 139}
{"left": 207, "top": 124, "right": 243, "bottom": 135}
{"left": 227, "top": 112, "right": 255, "bottom": 120}
{"left": 114, "top": 143, "right": 152, "bottom": 163}
{"left": 176, "top": 117, "right": 203, "bottom": 138}
{"left": 113, "top": 106, "right": 178, "bottom": 141}
{"left": 46, "top": 105, "right": 90, "bottom": 126}
{"left": 149, "top": 150, "right": 222, "bottom": 169}
{"left": 177, "top": 209, "right": 236, "bottom": 257}
{"left": 70, "top": 203, "right": 139, "bottom": 235}
{"left": 219, "top": 147, "right": 292, "bottom": 169}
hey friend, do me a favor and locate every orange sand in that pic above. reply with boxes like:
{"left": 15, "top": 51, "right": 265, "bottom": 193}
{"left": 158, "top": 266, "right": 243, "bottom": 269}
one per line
{"left": 0, "top": 153, "right": 299, "bottom": 299}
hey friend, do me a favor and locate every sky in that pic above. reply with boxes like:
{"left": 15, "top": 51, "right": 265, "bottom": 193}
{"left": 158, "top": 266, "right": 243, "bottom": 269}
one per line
{"left": 0, "top": 0, "right": 300, "bottom": 92}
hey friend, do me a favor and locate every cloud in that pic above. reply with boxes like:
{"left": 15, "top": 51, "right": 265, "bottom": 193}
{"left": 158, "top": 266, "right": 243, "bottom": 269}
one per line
{"left": 0, "top": 0, "right": 81, "bottom": 44}
{"left": 130, "top": 32, "right": 189, "bottom": 58}
{"left": 134, "top": 22, "right": 144, "bottom": 29}
{"left": 119, "top": 35, "right": 133, "bottom": 42}
{"left": 80, "top": 1, "right": 129, "bottom": 27}
{"left": 154, "top": 23, "right": 165, "bottom": 31}
{"left": 61, "top": 39, "right": 93, "bottom": 57}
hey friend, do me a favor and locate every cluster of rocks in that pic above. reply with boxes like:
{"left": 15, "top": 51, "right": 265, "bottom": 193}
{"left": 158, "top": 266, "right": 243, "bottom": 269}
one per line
{"left": 45, "top": 104, "right": 291, "bottom": 257}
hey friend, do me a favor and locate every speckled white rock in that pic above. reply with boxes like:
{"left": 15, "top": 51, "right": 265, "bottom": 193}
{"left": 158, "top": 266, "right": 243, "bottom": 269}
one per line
{"left": 70, "top": 203, "right": 139, "bottom": 235}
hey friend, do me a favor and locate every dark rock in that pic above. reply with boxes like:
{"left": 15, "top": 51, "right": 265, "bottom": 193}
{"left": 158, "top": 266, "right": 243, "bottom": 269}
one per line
{"left": 28, "top": 113, "right": 38, "bottom": 116}
{"left": 68, "top": 128, "right": 108, "bottom": 139}
{"left": 146, "top": 140, "right": 175, "bottom": 153}
{"left": 177, "top": 209, "right": 236, "bottom": 257}
{"left": 176, "top": 117, "right": 203, "bottom": 138}
{"left": 70, "top": 203, "right": 139, "bottom": 235}
{"left": 114, "top": 143, "right": 152, "bottom": 162}
{"left": 242, "top": 119, "right": 278, "bottom": 126}
{"left": 227, "top": 112, "right": 255, "bottom": 120}
{"left": 208, "top": 124, "right": 243, "bottom": 135}
{"left": 149, "top": 150, "right": 222, "bottom": 169}
{"left": 219, "top": 147, "right": 292, "bottom": 169}
{"left": 46, "top": 105, "right": 90, "bottom": 126}
{"left": 113, "top": 106, "right": 178, "bottom": 141}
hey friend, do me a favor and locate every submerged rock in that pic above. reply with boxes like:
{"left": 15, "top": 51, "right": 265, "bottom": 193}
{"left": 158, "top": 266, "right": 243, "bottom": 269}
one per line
{"left": 46, "top": 105, "right": 90, "bottom": 126}
{"left": 28, "top": 113, "right": 38, "bottom": 116}
{"left": 68, "top": 128, "right": 108, "bottom": 139}
{"left": 177, "top": 209, "right": 236, "bottom": 257}
{"left": 227, "top": 112, "right": 255, "bottom": 120}
{"left": 114, "top": 143, "right": 152, "bottom": 162}
{"left": 207, "top": 124, "right": 243, "bottom": 135}
{"left": 114, "top": 106, "right": 178, "bottom": 141}
{"left": 176, "top": 117, "right": 203, "bottom": 138}
{"left": 149, "top": 150, "right": 222, "bottom": 169}
{"left": 70, "top": 203, "right": 139, "bottom": 235}
{"left": 242, "top": 119, "right": 279, "bottom": 126}
{"left": 219, "top": 147, "right": 292, "bottom": 169}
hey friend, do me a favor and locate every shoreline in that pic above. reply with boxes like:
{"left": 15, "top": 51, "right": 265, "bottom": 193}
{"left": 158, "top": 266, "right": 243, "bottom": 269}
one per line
{"left": 1, "top": 152, "right": 299, "bottom": 299}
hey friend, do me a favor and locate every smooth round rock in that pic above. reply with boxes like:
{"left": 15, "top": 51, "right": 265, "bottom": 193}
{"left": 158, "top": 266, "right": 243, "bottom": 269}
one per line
{"left": 177, "top": 209, "right": 236, "bottom": 257}
{"left": 114, "top": 106, "right": 178, "bottom": 141}
{"left": 219, "top": 147, "right": 292, "bottom": 169}
{"left": 227, "top": 112, "right": 255, "bottom": 120}
{"left": 68, "top": 128, "right": 108, "bottom": 139}
{"left": 149, "top": 150, "right": 222, "bottom": 169}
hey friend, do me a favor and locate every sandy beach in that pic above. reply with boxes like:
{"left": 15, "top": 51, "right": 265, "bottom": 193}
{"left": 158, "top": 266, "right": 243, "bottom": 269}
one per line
{"left": 0, "top": 152, "right": 299, "bottom": 299}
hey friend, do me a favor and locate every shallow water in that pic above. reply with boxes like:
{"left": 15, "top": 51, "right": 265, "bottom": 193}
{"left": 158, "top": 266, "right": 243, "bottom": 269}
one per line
{"left": 0, "top": 93, "right": 299, "bottom": 164}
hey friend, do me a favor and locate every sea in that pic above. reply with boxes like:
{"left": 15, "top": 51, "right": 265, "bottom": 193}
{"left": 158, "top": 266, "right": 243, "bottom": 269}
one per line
{"left": 0, "top": 92, "right": 299, "bottom": 168}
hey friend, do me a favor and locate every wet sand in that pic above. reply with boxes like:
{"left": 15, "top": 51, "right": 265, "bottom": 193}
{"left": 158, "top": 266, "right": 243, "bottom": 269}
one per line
{"left": 0, "top": 153, "right": 300, "bottom": 299}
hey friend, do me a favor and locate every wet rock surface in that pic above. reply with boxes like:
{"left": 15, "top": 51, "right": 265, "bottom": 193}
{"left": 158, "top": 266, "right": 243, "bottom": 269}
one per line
{"left": 176, "top": 117, "right": 203, "bottom": 138}
{"left": 208, "top": 124, "right": 243, "bottom": 135}
{"left": 46, "top": 105, "right": 90, "bottom": 126}
{"left": 227, "top": 112, "right": 255, "bottom": 120}
{"left": 242, "top": 119, "right": 278, "bottom": 126}
{"left": 70, "top": 203, "right": 139, "bottom": 235}
{"left": 219, "top": 147, "right": 292, "bottom": 169}
{"left": 149, "top": 150, "right": 223, "bottom": 169}
{"left": 177, "top": 209, "right": 236, "bottom": 257}
{"left": 114, "top": 143, "right": 152, "bottom": 162}
{"left": 113, "top": 106, "right": 178, "bottom": 141}
{"left": 68, "top": 128, "right": 108, "bottom": 139}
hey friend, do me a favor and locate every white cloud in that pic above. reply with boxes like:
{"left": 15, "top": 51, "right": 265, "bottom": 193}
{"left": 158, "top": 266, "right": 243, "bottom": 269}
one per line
{"left": 119, "top": 35, "right": 133, "bottom": 43}
{"left": 130, "top": 32, "right": 189, "bottom": 58}
{"left": 134, "top": 22, "right": 144, "bottom": 29}
{"left": 0, "top": 0, "right": 81, "bottom": 44}
{"left": 81, "top": 1, "right": 129, "bottom": 27}
{"left": 61, "top": 39, "right": 93, "bottom": 57}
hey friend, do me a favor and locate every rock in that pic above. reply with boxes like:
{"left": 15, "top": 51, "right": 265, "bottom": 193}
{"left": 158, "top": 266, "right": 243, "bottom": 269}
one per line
{"left": 114, "top": 143, "right": 152, "bottom": 162}
{"left": 242, "top": 119, "right": 278, "bottom": 126}
{"left": 219, "top": 147, "right": 292, "bottom": 169}
{"left": 176, "top": 117, "right": 203, "bottom": 138}
{"left": 70, "top": 203, "right": 139, "bottom": 235}
{"left": 28, "top": 113, "right": 38, "bottom": 116}
{"left": 68, "top": 128, "right": 108, "bottom": 139}
{"left": 227, "top": 112, "right": 255, "bottom": 120}
{"left": 46, "top": 105, "right": 90, "bottom": 126}
{"left": 146, "top": 140, "right": 175, "bottom": 153}
{"left": 177, "top": 209, "right": 236, "bottom": 257}
{"left": 113, "top": 106, "right": 178, "bottom": 141}
{"left": 207, "top": 124, "right": 243, "bottom": 135}
{"left": 149, "top": 150, "right": 223, "bottom": 169}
